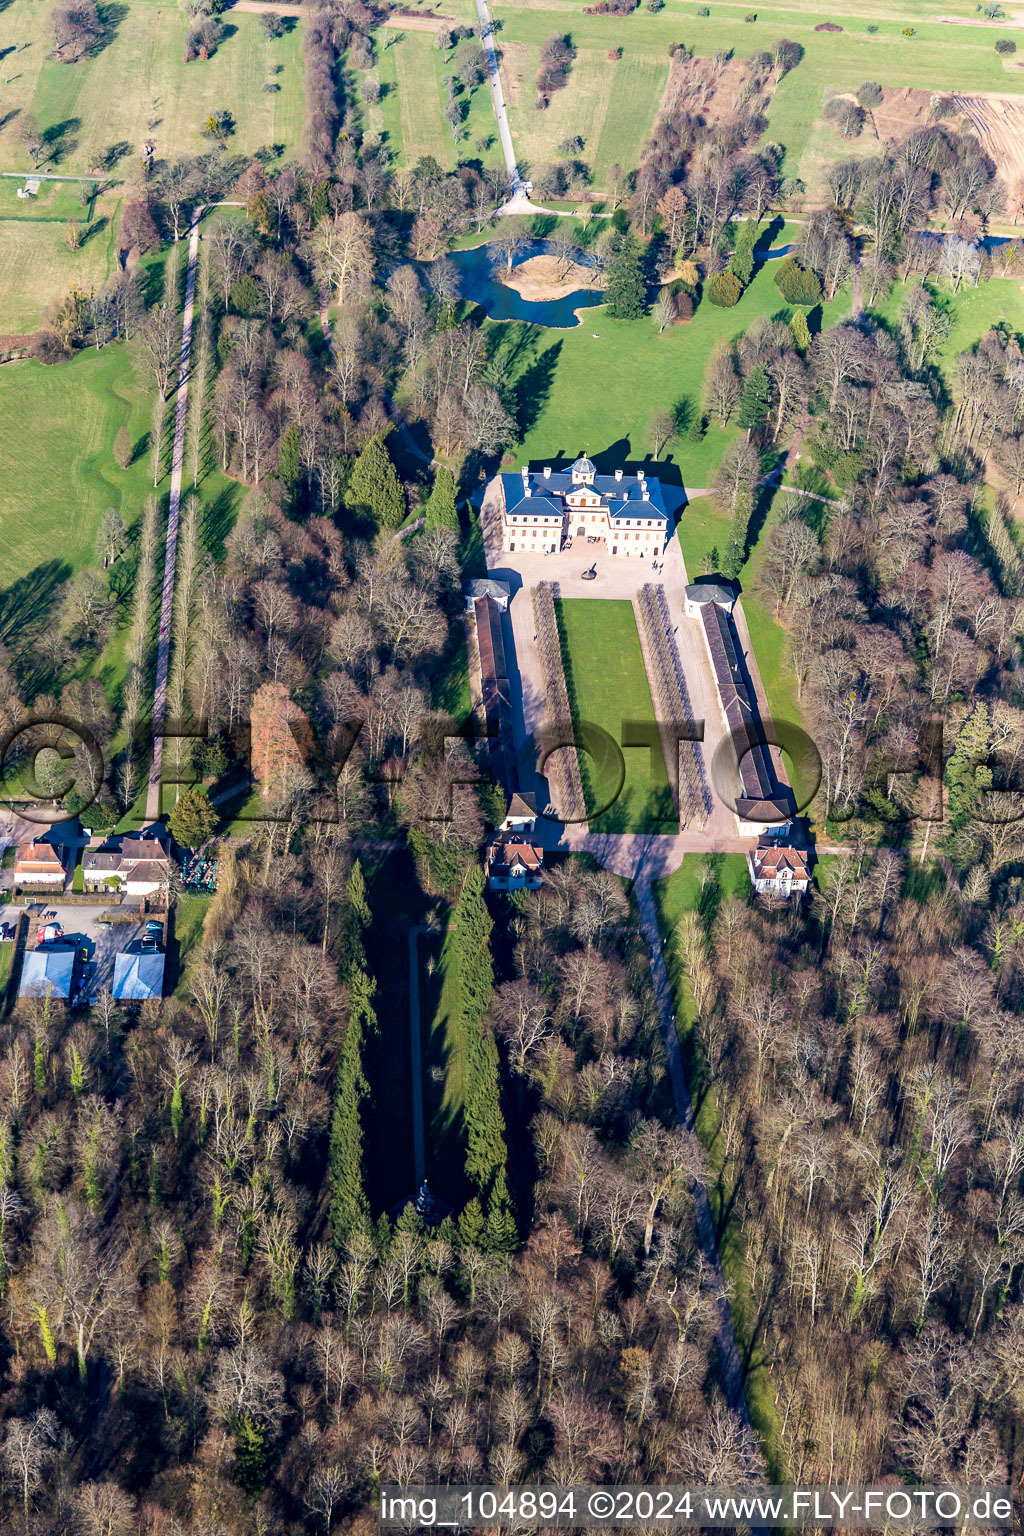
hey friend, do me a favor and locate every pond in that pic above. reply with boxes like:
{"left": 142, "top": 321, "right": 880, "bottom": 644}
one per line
{"left": 444, "top": 239, "right": 604, "bottom": 328}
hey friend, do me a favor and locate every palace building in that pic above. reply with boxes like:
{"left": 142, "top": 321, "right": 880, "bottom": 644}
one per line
{"left": 500, "top": 457, "right": 669, "bottom": 558}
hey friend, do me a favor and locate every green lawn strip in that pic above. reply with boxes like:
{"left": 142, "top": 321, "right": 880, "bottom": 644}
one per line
{"left": 0, "top": 179, "right": 96, "bottom": 222}
{"left": 173, "top": 892, "right": 212, "bottom": 996}
{"left": 555, "top": 597, "right": 673, "bottom": 832}
{"left": 648, "top": 852, "right": 783, "bottom": 1474}
{"left": 0, "top": 943, "right": 14, "bottom": 1008}
{"left": 379, "top": 27, "right": 455, "bottom": 169}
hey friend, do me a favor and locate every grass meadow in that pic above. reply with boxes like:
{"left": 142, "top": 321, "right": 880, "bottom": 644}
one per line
{"left": 0, "top": 0, "right": 304, "bottom": 176}
{"left": 556, "top": 597, "right": 673, "bottom": 833}
{"left": 492, "top": 0, "right": 1024, "bottom": 197}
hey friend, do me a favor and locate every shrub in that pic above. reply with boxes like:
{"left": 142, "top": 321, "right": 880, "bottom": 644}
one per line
{"left": 696, "top": 5, "right": 709, "bottom": 13}
{"left": 931, "top": 92, "right": 954, "bottom": 117}
{"left": 866, "top": 22, "right": 878, "bottom": 31}
{"left": 706, "top": 269, "right": 743, "bottom": 307}
{"left": 996, "top": 37, "right": 1016, "bottom": 52}
{"left": 774, "top": 254, "right": 822, "bottom": 305}
{"left": 646, "top": 0, "right": 664, "bottom": 12}
{"left": 114, "top": 426, "right": 132, "bottom": 470}
{"left": 857, "top": 80, "right": 883, "bottom": 107}
{"left": 825, "top": 95, "right": 865, "bottom": 138}
{"left": 675, "top": 290, "right": 694, "bottom": 322}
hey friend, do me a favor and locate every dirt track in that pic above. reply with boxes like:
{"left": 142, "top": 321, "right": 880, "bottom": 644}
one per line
{"left": 228, "top": 1, "right": 305, "bottom": 15}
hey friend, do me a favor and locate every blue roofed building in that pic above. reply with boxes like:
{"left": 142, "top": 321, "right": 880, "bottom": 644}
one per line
{"left": 113, "top": 948, "right": 166, "bottom": 1002}
{"left": 500, "top": 456, "right": 670, "bottom": 559}
{"left": 19, "top": 946, "right": 75, "bottom": 1000}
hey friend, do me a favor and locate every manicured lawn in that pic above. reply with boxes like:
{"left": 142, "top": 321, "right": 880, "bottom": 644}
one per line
{"left": 0, "top": 0, "right": 304, "bottom": 175}
{"left": 378, "top": 28, "right": 453, "bottom": 168}
{"left": 174, "top": 893, "right": 211, "bottom": 961}
{"left": 0, "top": 190, "right": 123, "bottom": 333}
{"left": 556, "top": 597, "right": 673, "bottom": 832}
{"left": 492, "top": 231, "right": 850, "bottom": 489}
{"left": 651, "top": 851, "right": 750, "bottom": 956}
{"left": 0, "top": 179, "right": 96, "bottom": 222}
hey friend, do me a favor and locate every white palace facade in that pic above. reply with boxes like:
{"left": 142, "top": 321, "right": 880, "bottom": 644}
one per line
{"left": 500, "top": 456, "right": 670, "bottom": 558}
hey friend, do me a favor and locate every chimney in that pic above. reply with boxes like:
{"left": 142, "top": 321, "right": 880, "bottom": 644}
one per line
{"left": 521, "top": 467, "right": 528, "bottom": 479}
{"left": 543, "top": 466, "right": 551, "bottom": 478}
{"left": 614, "top": 468, "right": 623, "bottom": 482}
{"left": 638, "top": 469, "right": 645, "bottom": 482}
{"left": 642, "top": 489, "right": 650, "bottom": 501}
{"left": 524, "top": 486, "right": 532, "bottom": 497}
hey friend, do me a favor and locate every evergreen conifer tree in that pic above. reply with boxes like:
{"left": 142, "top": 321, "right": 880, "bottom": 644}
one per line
{"left": 457, "top": 1196, "right": 485, "bottom": 1248}
{"left": 327, "top": 966, "right": 376, "bottom": 1249}
{"left": 730, "top": 220, "right": 757, "bottom": 287}
{"left": 347, "top": 433, "right": 405, "bottom": 529}
{"left": 737, "top": 363, "right": 772, "bottom": 435}
{"left": 605, "top": 233, "right": 648, "bottom": 319}
{"left": 424, "top": 466, "right": 460, "bottom": 531}
{"left": 789, "top": 309, "right": 812, "bottom": 354}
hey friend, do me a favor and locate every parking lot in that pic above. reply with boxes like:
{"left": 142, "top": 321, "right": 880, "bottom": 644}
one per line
{"left": 17, "top": 902, "right": 163, "bottom": 999}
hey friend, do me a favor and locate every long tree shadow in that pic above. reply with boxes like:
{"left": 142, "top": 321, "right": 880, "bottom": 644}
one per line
{"left": 511, "top": 338, "right": 561, "bottom": 438}
{"left": 0, "top": 561, "right": 73, "bottom": 652}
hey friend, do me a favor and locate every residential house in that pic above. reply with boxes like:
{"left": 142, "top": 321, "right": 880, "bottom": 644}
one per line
{"left": 13, "top": 840, "right": 67, "bottom": 888}
{"left": 500, "top": 457, "right": 670, "bottom": 558}
{"left": 748, "top": 838, "right": 811, "bottom": 898}
{"left": 83, "top": 833, "right": 172, "bottom": 897}
{"left": 486, "top": 839, "right": 544, "bottom": 892}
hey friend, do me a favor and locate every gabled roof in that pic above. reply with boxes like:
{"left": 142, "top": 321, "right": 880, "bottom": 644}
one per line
{"left": 487, "top": 840, "right": 543, "bottom": 872}
{"left": 113, "top": 949, "right": 166, "bottom": 1001}
{"left": 505, "top": 791, "right": 538, "bottom": 819}
{"left": 121, "top": 860, "right": 169, "bottom": 886}
{"left": 14, "top": 841, "right": 65, "bottom": 873}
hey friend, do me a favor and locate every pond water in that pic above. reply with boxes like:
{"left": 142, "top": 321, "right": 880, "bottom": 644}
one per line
{"left": 446, "top": 239, "right": 604, "bottom": 328}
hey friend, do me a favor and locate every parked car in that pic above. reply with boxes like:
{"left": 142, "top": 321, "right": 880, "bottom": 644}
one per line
{"left": 36, "top": 924, "right": 63, "bottom": 944}
{"left": 0, "top": 923, "right": 14, "bottom": 941}
{"left": 144, "top": 920, "right": 163, "bottom": 934}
